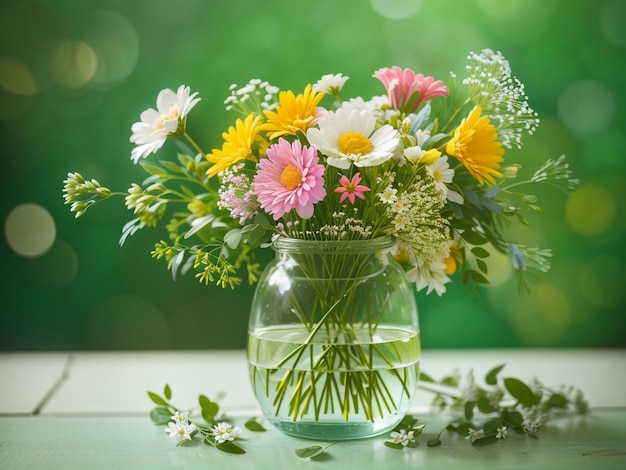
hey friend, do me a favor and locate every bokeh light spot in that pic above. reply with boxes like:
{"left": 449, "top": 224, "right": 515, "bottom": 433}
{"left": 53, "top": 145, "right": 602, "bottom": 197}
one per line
{"left": 580, "top": 256, "right": 625, "bottom": 309}
{"left": 370, "top": 0, "right": 423, "bottom": 20}
{"left": 85, "top": 11, "right": 139, "bottom": 86}
{"left": 512, "top": 284, "right": 570, "bottom": 346}
{"left": 4, "top": 203, "right": 56, "bottom": 258}
{"left": 48, "top": 40, "right": 98, "bottom": 89}
{"left": 558, "top": 80, "right": 615, "bottom": 136}
{"left": 0, "top": 58, "right": 37, "bottom": 95}
{"left": 481, "top": 244, "right": 513, "bottom": 288}
{"left": 565, "top": 184, "right": 616, "bottom": 237}
{"left": 600, "top": 0, "right": 626, "bottom": 47}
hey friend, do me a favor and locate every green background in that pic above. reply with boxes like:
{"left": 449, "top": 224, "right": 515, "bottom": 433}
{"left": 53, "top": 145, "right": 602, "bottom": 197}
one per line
{"left": 1, "top": 0, "right": 624, "bottom": 351}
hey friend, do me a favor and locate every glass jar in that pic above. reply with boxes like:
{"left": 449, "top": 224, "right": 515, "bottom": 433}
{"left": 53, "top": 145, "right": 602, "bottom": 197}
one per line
{"left": 247, "top": 237, "right": 420, "bottom": 440}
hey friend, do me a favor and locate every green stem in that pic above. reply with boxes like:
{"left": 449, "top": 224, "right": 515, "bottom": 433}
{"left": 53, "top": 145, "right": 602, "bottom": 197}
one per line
{"left": 184, "top": 132, "right": 205, "bottom": 155}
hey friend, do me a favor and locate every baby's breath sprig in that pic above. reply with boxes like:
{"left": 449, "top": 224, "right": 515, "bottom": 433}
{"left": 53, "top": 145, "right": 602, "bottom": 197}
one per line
{"left": 224, "top": 79, "right": 280, "bottom": 116}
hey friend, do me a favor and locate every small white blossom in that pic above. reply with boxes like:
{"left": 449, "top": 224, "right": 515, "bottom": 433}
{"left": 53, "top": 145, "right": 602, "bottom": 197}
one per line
{"left": 312, "top": 73, "right": 349, "bottom": 94}
{"left": 164, "top": 420, "right": 197, "bottom": 442}
{"left": 171, "top": 411, "right": 190, "bottom": 424}
{"left": 496, "top": 426, "right": 508, "bottom": 439}
{"left": 389, "top": 428, "right": 416, "bottom": 450}
{"left": 465, "top": 427, "right": 485, "bottom": 443}
{"left": 211, "top": 421, "right": 242, "bottom": 444}
{"left": 379, "top": 186, "right": 398, "bottom": 204}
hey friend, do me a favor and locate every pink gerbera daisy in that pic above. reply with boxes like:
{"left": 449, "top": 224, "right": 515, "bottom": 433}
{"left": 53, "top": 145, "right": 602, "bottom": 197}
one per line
{"left": 253, "top": 139, "right": 326, "bottom": 220}
{"left": 334, "top": 173, "right": 370, "bottom": 204}
{"left": 373, "top": 66, "right": 448, "bottom": 113}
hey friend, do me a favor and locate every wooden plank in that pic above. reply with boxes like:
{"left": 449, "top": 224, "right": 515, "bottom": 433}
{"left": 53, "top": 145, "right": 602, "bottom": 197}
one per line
{"left": 0, "top": 353, "right": 70, "bottom": 415}
{"left": 41, "top": 350, "right": 259, "bottom": 415}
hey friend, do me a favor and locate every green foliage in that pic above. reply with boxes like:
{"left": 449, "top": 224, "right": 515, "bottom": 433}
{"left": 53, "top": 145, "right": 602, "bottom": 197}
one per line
{"left": 418, "top": 364, "right": 587, "bottom": 448}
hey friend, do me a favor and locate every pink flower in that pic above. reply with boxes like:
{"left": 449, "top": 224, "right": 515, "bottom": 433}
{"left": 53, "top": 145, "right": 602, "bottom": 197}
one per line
{"left": 373, "top": 66, "right": 448, "bottom": 113}
{"left": 334, "top": 173, "right": 370, "bottom": 204}
{"left": 254, "top": 139, "right": 326, "bottom": 220}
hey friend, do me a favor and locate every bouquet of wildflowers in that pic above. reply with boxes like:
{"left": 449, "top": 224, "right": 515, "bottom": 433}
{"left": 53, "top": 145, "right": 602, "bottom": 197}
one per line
{"left": 63, "top": 48, "right": 578, "bottom": 296}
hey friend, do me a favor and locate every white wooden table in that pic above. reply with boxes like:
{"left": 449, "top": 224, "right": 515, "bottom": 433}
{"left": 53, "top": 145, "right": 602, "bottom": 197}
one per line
{"left": 1, "top": 349, "right": 625, "bottom": 469}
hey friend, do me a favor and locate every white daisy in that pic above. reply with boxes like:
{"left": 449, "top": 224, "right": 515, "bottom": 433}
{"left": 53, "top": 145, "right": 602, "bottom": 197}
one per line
{"left": 129, "top": 85, "right": 200, "bottom": 163}
{"left": 312, "top": 73, "right": 349, "bottom": 94}
{"left": 307, "top": 108, "right": 400, "bottom": 169}
{"left": 426, "top": 155, "right": 465, "bottom": 204}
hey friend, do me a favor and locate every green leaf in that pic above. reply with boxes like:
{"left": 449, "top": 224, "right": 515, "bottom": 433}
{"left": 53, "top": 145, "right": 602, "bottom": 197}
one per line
{"left": 485, "top": 364, "right": 506, "bottom": 385}
{"left": 163, "top": 384, "right": 172, "bottom": 400}
{"left": 477, "top": 396, "right": 496, "bottom": 414}
{"left": 545, "top": 393, "right": 569, "bottom": 409}
{"left": 198, "top": 395, "right": 219, "bottom": 423}
{"left": 396, "top": 414, "right": 418, "bottom": 430}
{"left": 462, "top": 230, "right": 488, "bottom": 245}
{"left": 471, "top": 435, "right": 498, "bottom": 447}
{"left": 504, "top": 377, "right": 540, "bottom": 407}
{"left": 147, "top": 391, "right": 169, "bottom": 407}
{"left": 295, "top": 444, "right": 333, "bottom": 459}
{"left": 161, "top": 160, "right": 187, "bottom": 175}
{"left": 469, "top": 270, "right": 489, "bottom": 284}
{"left": 471, "top": 247, "right": 490, "bottom": 258}
{"left": 140, "top": 162, "right": 167, "bottom": 177}
{"left": 224, "top": 228, "right": 242, "bottom": 249}
{"left": 419, "top": 371, "right": 435, "bottom": 383}
{"left": 502, "top": 410, "right": 523, "bottom": 427}
{"left": 216, "top": 440, "right": 245, "bottom": 454}
{"left": 464, "top": 401, "right": 475, "bottom": 420}
{"left": 383, "top": 441, "right": 404, "bottom": 450}
{"left": 244, "top": 417, "right": 267, "bottom": 432}
{"left": 427, "top": 437, "right": 442, "bottom": 447}
{"left": 149, "top": 406, "right": 172, "bottom": 425}
{"left": 455, "top": 422, "right": 472, "bottom": 437}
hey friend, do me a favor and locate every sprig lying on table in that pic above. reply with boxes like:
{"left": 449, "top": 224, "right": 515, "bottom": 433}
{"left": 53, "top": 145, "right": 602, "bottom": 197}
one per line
{"left": 147, "top": 364, "right": 587, "bottom": 459}
{"left": 389, "top": 363, "right": 588, "bottom": 450}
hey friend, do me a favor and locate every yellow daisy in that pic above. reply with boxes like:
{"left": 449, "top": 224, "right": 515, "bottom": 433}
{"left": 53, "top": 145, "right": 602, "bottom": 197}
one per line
{"left": 260, "top": 85, "right": 323, "bottom": 141}
{"left": 446, "top": 106, "right": 504, "bottom": 185}
{"left": 206, "top": 113, "right": 262, "bottom": 178}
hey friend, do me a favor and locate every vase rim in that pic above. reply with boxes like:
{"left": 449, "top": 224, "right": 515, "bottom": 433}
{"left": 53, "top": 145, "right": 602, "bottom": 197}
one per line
{"left": 272, "top": 236, "right": 396, "bottom": 253}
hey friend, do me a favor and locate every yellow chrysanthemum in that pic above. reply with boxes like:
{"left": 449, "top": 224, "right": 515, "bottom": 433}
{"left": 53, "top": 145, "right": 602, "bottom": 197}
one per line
{"left": 446, "top": 106, "right": 504, "bottom": 185}
{"left": 260, "top": 85, "right": 323, "bottom": 141}
{"left": 206, "top": 113, "right": 262, "bottom": 178}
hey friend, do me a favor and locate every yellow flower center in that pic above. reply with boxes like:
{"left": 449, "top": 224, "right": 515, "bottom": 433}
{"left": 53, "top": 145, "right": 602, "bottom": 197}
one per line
{"left": 338, "top": 131, "right": 373, "bottom": 155}
{"left": 432, "top": 169, "right": 442, "bottom": 182}
{"left": 280, "top": 165, "right": 303, "bottom": 190}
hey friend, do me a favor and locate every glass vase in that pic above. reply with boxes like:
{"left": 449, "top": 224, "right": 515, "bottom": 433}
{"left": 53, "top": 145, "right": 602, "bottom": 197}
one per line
{"left": 247, "top": 237, "right": 420, "bottom": 440}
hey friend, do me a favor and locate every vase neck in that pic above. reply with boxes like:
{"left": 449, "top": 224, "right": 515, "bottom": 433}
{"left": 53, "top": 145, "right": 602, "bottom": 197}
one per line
{"left": 272, "top": 237, "right": 395, "bottom": 255}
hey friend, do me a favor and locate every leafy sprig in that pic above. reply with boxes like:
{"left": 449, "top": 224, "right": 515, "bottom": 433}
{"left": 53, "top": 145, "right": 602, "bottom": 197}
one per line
{"left": 147, "top": 384, "right": 267, "bottom": 454}
{"left": 149, "top": 365, "right": 587, "bottom": 457}
{"left": 417, "top": 364, "right": 587, "bottom": 447}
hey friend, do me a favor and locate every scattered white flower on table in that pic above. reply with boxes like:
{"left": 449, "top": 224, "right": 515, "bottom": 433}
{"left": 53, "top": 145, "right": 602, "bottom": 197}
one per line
{"left": 389, "top": 428, "right": 416, "bottom": 450}
{"left": 496, "top": 426, "right": 508, "bottom": 439}
{"left": 211, "top": 421, "right": 242, "bottom": 444}
{"left": 171, "top": 411, "right": 190, "bottom": 424}
{"left": 130, "top": 85, "right": 201, "bottom": 163}
{"left": 465, "top": 427, "right": 485, "bottom": 443}
{"left": 165, "top": 420, "right": 197, "bottom": 442}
